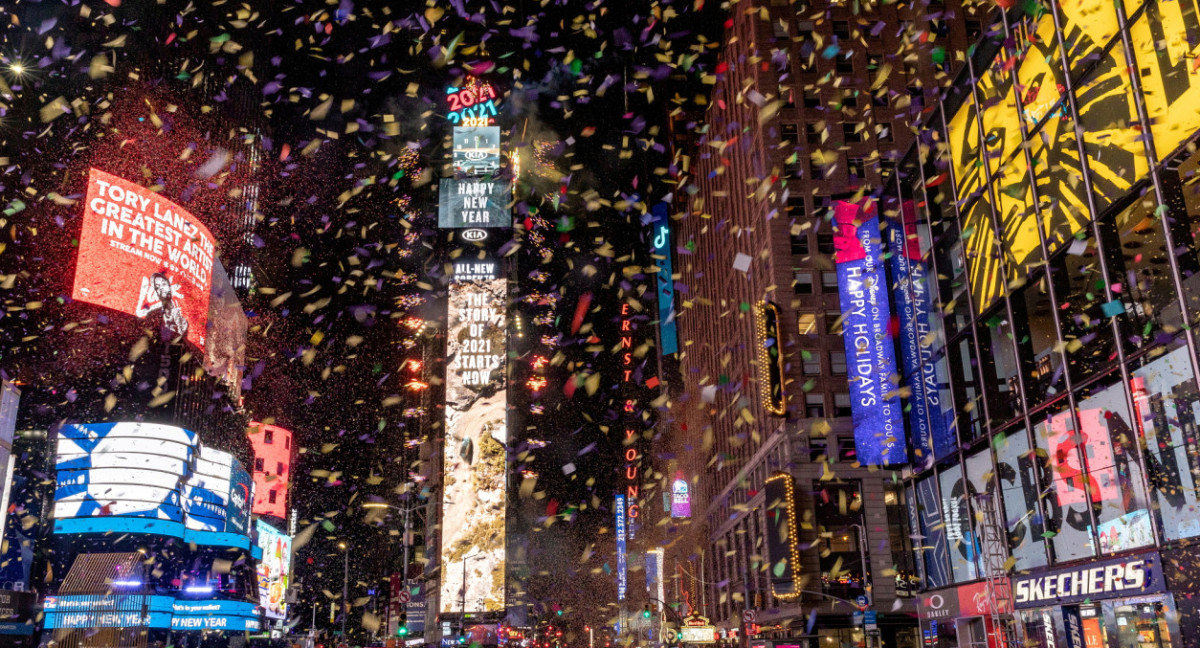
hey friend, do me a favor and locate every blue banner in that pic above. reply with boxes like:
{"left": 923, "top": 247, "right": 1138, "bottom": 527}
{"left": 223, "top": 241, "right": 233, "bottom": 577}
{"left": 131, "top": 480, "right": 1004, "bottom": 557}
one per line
{"left": 833, "top": 201, "right": 907, "bottom": 466}
{"left": 616, "top": 495, "right": 627, "bottom": 601}
{"left": 651, "top": 204, "right": 679, "bottom": 356}
{"left": 915, "top": 478, "right": 951, "bottom": 589}
{"left": 886, "top": 201, "right": 954, "bottom": 468}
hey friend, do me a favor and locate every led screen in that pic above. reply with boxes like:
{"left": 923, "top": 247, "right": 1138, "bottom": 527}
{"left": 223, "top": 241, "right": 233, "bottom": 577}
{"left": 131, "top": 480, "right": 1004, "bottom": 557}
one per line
{"left": 438, "top": 179, "right": 512, "bottom": 228}
{"left": 54, "top": 422, "right": 251, "bottom": 541}
{"left": 439, "top": 272, "right": 507, "bottom": 614}
{"left": 71, "top": 168, "right": 215, "bottom": 350}
{"left": 43, "top": 595, "right": 261, "bottom": 632}
{"left": 249, "top": 422, "right": 291, "bottom": 519}
{"left": 256, "top": 520, "right": 291, "bottom": 620}
{"left": 616, "top": 495, "right": 627, "bottom": 601}
{"left": 452, "top": 126, "right": 500, "bottom": 175}
{"left": 651, "top": 204, "right": 678, "bottom": 355}
{"left": 670, "top": 478, "right": 691, "bottom": 518}
{"left": 833, "top": 200, "right": 906, "bottom": 465}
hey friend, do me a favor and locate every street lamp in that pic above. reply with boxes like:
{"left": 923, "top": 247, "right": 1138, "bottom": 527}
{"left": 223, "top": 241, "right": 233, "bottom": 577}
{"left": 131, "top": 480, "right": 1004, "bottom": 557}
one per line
{"left": 363, "top": 499, "right": 429, "bottom": 637}
{"left": 458, "top": 550, "right": 487, "bottom": 635}
{"left": 338, "top": 541, "right": 350, "bottom": 637}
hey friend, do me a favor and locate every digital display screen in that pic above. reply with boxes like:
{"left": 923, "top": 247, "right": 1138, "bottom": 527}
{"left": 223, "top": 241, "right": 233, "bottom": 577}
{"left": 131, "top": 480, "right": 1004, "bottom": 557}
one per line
{"left": 255, "top": 520, "right": 291, "bottom": 620}
{"left": 71, "top": 168, "right": 216, "bottom": 350}
{"left": 54, "top": 423, "right": 251, "bottom": 540}
{"left": 438, "top": 179, "right": 512, "bottom": 228}
{"left": 43, "top": 595, "right": 261, "bottom": 632}
{"left": 452, "top": 127, "right": 501, "bottom": 175}
{"left": 439, "top": 273, "right": 507, "bottom": 614}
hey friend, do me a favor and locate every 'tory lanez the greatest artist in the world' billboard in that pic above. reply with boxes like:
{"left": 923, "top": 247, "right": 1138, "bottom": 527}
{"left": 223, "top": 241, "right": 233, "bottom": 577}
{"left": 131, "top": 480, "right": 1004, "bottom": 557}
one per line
{"left": 71, "top": 168, "right": 216, "bottom": 350}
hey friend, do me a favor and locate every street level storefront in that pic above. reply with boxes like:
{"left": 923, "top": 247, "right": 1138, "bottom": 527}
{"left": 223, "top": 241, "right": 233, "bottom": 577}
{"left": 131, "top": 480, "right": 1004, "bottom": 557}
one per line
{"left": 917, "top": 581, "right": 1012, "bottom": 648}
{"left": 1011, "top": 553, "right": 1179, "bottom": 648}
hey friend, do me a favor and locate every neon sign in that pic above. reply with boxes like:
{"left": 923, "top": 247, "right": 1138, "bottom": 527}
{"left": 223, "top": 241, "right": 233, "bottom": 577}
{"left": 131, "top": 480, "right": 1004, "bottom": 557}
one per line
{"left": 446, "top": 79, "right": 499, "bottom": 126}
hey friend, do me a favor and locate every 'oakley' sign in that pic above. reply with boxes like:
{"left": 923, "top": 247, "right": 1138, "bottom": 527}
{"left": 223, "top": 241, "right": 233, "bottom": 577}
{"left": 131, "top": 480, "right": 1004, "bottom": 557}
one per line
{"left": 1012, "top": 554, "right": 1163, "bottom": 608}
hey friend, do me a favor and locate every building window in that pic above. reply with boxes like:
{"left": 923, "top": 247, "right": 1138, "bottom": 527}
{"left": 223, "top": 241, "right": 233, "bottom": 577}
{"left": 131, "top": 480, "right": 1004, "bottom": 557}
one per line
{"left": 848, "top": 157, "right": 866, "bottom": 181}
{"left": 833, "top": 20, "right": 850, "bottom": 39}
{"left": 873, "top": 89, "right": 889, "bottom": 108}
{"left": 817, "top": 232, "right": 834, "bottom": 254}
{"left": 821, "top": 271, "right": 839, "bottom": 290}
{"left": 809, "top": 437, "right": 829, "bottom": 461}
{"left": 830, "top": 352, "right": 847, "bottom": 374}
{"left": 277, "top": 461, "right": 285, "bottom": 475}
{"left": 802, "top": 351, "right": 822, "bottom": 374}
{"left": 966, "top": 19, "right": 983, "bottom": 41}
{"left": 843, "top": 123, "right": 861, "bottom": 143}
{"left": 787, "top": 197, "right": 806, "bottom": 218}
{"left": 834, "top": 393, "right": 853, "bottom": 417}
{"left": 772, "top": 21, "right": 789, "bottom": 39}
{"left": 255, "top": 458, "right": 265, "bottom": 472}
{"left": 285, "top": 436, "right": 290, "bottom": 450}
{"left": 837, "top": 436, "right": 858, "bottom": 460}
{"left": 804, "top": 88, "right": 820, "bottom": 108}
{"left": 806, "top": 123, "right": 821, "bottom": 144}
{"left": 878, "top": 124, "right": 894, "bottom": 142}
{"left": 791, "top": 232, "right": 810, "bottom": 256}
{"left": 794, "top": 269, "right": 814, "bottom": 294}
{"left": 806, "top": 394, "right": 826, "bottom": 418}
{"left": 798, "top": 312, "right": 819, "bottom": 335}
{"left": 268, "top": 490, "right": 278, "bottom": 504}
{"left": 782, "top": 123, "right": 799, "bottom": 145}
{"left": 264, "top": 429, "right": 274, "bottom": 445}
{"left": 825, "top": 310, "right": 844, "bottom": 334}
{"left": 810, "top": 158, "right": 825, "bottom": 179}
{"left": 836, "top": 56, "right": 854, "bottom": 76}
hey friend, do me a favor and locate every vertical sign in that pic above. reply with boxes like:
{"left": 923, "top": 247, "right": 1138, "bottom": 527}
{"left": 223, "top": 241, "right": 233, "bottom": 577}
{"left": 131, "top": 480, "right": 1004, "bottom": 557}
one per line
{"left": 833, "top": 200, "right": 907, "bottom": 466}
{"left": 886, "top": 201, "right": 952, "bottom": 467}
{"left": 616, "top": 495, "right": 628, "bottom": 601}
{"left": 763, "top": 473, "right": 799, "bottom": 600}
{"left": 0, "top": 383, "right": 18, "bottom": 544}
{"left": 651, "top": 204, "right": 678, "bottom": 355}
{"left": 439, "top": 261, "right": 508, "bottom": 614}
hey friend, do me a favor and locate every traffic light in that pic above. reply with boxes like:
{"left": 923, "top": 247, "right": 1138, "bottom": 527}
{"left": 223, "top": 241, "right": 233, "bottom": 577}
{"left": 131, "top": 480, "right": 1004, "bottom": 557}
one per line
{"left": 556, "top": 608, "right": 564, "bottom": 617}
{"left": 397, "top": 612, "right": 409, "bottom": 637}
{"left": 642, "top": 605, "right": 652, "bottom": 619}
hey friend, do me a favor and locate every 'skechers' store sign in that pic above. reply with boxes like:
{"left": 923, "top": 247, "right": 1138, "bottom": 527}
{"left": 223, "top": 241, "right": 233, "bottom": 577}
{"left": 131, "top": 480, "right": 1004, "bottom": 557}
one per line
{"left": 1012, "top": 553, "right": 1164, "bottom": 608}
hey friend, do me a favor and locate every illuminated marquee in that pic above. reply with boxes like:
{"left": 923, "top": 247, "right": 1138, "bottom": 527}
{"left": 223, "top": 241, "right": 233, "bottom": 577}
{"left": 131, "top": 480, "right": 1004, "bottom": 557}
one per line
{"left": 446, "top": 78, "right": 499, "bottom": 126}
{"left": 753, "top": 301, "right": 786, "bottom": 416}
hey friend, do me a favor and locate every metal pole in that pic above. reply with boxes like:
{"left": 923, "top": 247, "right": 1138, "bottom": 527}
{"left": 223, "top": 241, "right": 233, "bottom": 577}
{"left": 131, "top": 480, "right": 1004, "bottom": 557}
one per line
{"left": 343, "top": 547, "right": 350, "bottom": 637}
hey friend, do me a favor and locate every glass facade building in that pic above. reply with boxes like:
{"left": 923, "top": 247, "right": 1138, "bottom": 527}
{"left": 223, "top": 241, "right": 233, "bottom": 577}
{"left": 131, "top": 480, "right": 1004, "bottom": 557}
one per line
{"left": 884, "top": 1, "right": 1200, "bottom": 648}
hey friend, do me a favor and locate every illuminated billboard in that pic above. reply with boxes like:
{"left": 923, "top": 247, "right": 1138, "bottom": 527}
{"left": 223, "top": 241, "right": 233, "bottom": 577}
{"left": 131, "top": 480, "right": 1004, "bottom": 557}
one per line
{"left": 833, "top": 200, "right": 906, "bottom": 466}
{"left": 670, "top": 477, "right": 691, "bottom": 519}
{"left": 452, "top": 127, "right": 501, "bottom": 175}
{"left": 446, "top": 79, "right": 499, "bottom": 126}
{"left": 255, "top": 520, "right": 291, "bottom": 620}
{"left": 43, "top": 595, "right": 261, "bottom": 632}
{"left": 438, "top": 179, "right": 512, "bottom": 228}
{"left": 71, "top": 168, "right": 216, "bottom": 350}
{"left": 439, "top": 269, "right": 507, "bottom": 614}
{"left": 54, "top": 423, "right": 252, "bottom": 544}
{"left": 651, "top": 204, "right": 678, "bottom": 355}
{"left": 616, "top": 495, "right": 627, "bottom": 601}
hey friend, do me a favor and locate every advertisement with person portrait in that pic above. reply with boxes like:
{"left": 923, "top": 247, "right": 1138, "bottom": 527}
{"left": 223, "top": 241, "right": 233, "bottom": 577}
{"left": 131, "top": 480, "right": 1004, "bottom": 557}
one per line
{"left": 71, "top": 168, "right": 216, "bottom": 350}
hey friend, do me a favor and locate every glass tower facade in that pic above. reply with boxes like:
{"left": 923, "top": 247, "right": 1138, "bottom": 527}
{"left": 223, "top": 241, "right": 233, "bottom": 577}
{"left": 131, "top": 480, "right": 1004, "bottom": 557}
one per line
{"left": 885, "top": 1, "right": 1200, "bottom": 647}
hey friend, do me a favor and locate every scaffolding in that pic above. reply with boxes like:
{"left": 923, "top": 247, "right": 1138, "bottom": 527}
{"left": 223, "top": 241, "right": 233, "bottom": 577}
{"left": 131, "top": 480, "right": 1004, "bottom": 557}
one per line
{"left": 972, "top": 492, "right": 1023, "bottom": 648}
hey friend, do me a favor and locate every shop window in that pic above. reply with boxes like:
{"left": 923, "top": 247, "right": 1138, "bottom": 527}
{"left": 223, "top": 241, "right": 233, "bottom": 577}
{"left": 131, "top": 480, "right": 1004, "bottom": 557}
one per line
{"left": 994, "top": 430, "right": 1050, "bottom": 570}
{"left": 1132, "top": 346, "right": 1200, "bottom": 542}
{"left": 1015, "top": 272, "right": 1065, "bottom": 408}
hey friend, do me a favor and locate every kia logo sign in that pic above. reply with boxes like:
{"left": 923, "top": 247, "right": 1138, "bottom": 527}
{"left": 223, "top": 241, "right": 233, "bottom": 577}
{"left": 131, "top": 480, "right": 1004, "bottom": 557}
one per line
{"left": 462, "top": 229, "right": 488, "bottom": 241}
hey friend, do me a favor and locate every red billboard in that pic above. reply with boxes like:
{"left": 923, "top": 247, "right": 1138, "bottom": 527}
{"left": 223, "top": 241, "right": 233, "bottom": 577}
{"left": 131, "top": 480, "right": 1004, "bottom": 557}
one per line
{"left": 248, "top": 422, "right": 292, "bottom": 519}
{"left": 71, "top": 168, "right": 215, "bottom": 350}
